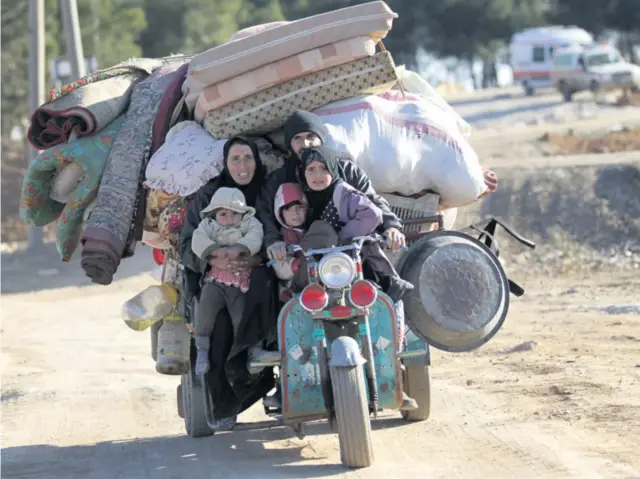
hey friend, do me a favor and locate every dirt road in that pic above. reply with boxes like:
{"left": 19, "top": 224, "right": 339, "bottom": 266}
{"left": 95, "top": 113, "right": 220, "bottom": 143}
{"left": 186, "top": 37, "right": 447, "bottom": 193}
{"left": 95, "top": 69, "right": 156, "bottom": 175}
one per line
{"left": 2, "top": 267, "right": 640, "bottom": 478}
{"left": 3, "top": 88, "right": 640, "bottom": 478}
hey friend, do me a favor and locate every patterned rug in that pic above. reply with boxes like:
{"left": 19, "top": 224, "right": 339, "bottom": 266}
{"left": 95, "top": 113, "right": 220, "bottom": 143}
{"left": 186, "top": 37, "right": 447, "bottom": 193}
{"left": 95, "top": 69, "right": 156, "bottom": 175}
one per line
{"left": 27, "top": 58, "right": 162, "bottom": 150}
{"left": 81, "top": 59, "right": 188, "bottom": 285}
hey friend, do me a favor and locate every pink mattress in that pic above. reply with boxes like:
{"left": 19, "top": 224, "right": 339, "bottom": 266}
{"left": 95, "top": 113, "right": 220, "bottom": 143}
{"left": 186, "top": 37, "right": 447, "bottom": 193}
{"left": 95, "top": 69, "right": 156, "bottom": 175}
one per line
{"left": 203, "top": 52, "right": 398, "bottom": 139}
{"left": 194, "top": 36, "right": 376, "bottom": 122}
{"left": 184, "top": 1, "right": 397, "bottom": 110}
{"left": 228, "top": 22, "right": 290, "bottom": 42}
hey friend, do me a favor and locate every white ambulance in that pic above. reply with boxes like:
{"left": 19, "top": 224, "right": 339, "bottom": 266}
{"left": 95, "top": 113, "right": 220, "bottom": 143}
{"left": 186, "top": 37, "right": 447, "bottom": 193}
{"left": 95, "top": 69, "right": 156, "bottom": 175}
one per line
{"left": 508, "top": 26, "right": 594, "bottom": 95}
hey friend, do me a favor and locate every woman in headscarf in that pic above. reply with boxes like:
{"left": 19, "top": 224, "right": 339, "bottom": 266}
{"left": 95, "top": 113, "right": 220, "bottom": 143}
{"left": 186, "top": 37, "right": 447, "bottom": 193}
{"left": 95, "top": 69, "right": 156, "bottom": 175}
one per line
{"left": 179, "top": 136, "right": 279, "bottom": 432}
{"left": 255, "top": 110, "right": 406, "bottom": 263}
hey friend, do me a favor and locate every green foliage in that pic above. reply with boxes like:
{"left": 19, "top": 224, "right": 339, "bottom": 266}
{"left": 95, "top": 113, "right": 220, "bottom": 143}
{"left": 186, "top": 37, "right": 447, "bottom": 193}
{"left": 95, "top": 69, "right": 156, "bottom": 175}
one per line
{"left": 3, "top": 0, "right": 639, "bottom": 139}
{"left": 1, "top": 0, "right": 145, "bottom": 137}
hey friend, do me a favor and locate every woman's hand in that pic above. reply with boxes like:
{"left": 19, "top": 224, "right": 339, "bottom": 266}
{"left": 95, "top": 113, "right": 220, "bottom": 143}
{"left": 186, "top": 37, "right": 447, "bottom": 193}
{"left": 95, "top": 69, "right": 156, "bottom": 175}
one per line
{"left": 383, "top": 227, "right": 406, "bottom": 252}
{"left": 226, "top": 245, "right": 251, "bottom": 271}
{"left": 209, "top": 249, "right": 232, "bottom": 269}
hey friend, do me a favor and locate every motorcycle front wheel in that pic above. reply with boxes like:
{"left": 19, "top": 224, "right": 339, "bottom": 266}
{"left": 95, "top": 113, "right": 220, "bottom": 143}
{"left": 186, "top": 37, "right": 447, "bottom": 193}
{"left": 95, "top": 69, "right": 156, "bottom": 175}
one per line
{"left": 330, "top": 365, "right": 374, "bottom": 468}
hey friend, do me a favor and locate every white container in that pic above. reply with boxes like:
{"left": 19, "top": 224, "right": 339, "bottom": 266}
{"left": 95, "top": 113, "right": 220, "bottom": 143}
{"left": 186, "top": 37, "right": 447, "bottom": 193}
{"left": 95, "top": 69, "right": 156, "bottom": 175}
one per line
{"left": 122, "top": 284, "right": 178, "bottom": 331}
{"left": 155, "top": 316, "right": 191, "bottom": 375}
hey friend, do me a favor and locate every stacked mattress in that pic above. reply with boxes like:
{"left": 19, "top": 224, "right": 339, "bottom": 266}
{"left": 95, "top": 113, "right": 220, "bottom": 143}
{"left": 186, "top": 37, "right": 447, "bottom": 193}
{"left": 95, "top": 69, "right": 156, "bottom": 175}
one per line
{"left": 182, "top": 1, "right": 399, "bottom": 137}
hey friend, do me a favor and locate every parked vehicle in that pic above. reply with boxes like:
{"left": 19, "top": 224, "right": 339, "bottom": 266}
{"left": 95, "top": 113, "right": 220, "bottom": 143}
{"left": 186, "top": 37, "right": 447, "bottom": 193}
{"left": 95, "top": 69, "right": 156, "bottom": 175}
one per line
{"left": 508, "top": 26, "right": 594, "bottom": 96}
{"left": 551, "top": 45, "right": 640, "bottom": 101}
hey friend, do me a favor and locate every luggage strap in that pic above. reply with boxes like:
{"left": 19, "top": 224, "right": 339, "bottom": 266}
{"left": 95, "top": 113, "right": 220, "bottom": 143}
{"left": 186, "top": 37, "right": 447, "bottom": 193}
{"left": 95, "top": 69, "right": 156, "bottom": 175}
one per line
{"left": 462, "top": 217, "right": 536, "bottom": 297}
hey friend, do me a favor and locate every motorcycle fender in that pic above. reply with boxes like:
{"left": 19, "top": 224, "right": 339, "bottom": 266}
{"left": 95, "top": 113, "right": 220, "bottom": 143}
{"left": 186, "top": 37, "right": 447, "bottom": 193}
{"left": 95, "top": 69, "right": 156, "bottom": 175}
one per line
{"left": 328, "top": 336, "right": 367, "bottom": 367}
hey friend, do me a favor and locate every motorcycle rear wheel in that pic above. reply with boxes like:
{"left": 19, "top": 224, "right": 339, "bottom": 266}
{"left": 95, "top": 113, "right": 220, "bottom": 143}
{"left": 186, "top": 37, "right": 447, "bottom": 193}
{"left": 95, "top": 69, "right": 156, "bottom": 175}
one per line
{"left": 181, "top": 372, "right": 213, "bottom": 438}
{"left": 330, "top": 365, "right": 374, "bottom": 468}
{"left": 401, "top": 364, "right": 431, "bottom": 421}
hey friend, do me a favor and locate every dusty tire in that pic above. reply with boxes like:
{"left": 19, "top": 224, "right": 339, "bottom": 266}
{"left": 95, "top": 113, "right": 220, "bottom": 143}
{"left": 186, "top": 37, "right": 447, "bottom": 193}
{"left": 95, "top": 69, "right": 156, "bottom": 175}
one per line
{"left": 590, "top": 80, "right": 600, "bottom": 93}
{"left": 177, "top": 384, "right": 185, "bottom": 419}
{"left": 559, "top": 81, "right": 573, "bottom": 102}
{"left": 181, "top": 372, "right": 213, "bottom": 438}
{"left": 401, "top": 364, "right": 431, "bottom": 422}
{"left": 330, "top": 365, "right": 374, "bottom": 468}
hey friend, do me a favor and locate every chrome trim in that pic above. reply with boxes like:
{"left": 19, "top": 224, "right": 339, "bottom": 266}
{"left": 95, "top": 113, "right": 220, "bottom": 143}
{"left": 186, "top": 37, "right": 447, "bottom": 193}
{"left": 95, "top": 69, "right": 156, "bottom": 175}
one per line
{"left": 317, "top": 252, "right": 357, "bottom": 289}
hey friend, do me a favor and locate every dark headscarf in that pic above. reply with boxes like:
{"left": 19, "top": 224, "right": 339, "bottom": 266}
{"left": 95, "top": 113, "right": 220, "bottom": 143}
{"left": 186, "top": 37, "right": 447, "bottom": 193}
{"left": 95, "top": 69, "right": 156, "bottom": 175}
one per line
{"left": 283, "top": 110, "right": 329, "bottom": 157}
{"left": 220, "top": 136, "right": 265, "bottom": 206}
{"left": 299, "top": 146, "right": 342, "bottom": 224}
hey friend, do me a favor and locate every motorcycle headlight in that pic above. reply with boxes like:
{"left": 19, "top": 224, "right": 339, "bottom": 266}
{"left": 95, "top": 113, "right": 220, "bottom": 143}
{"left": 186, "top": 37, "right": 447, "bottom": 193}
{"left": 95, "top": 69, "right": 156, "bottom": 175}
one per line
{"left": 317, "top": 252, "right": 356, "bottom": 289}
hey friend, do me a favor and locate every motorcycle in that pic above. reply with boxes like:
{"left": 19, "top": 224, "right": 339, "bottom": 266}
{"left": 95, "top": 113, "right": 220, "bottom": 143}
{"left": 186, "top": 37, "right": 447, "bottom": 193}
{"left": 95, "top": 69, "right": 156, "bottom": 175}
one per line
{"left": 173, "top": 204, "right": 535, "bottom": 469}
{"left": 252, "top": 235, "right": 430, "bottom": 468}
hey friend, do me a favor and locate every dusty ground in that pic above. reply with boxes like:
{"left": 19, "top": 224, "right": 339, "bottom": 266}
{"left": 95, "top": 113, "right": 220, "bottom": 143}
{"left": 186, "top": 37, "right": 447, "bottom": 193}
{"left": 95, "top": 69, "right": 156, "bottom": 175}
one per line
{"left": 540, "top": 128, "right": 640, "bottom": 155}
{"left": 2, "top": 266, "right": 639, "bottom": 478}
{"left": 616, "top": 91, "right": 640, "bottom": 107}
{"left": 2, "top": 86, "right": 640, "bottom": 478}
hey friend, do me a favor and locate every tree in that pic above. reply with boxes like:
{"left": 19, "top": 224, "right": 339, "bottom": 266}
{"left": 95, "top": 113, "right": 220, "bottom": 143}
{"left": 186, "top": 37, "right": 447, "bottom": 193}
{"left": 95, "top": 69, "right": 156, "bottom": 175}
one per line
{"left": 137, "top": 0, "right": 186, "bottom": 58}
{"left": 1, "top": 0, "right": 60, "bottom": 137}
{"left": 1, "top": 0, "right": 146, "bottom": 139}
{"left": 137, "top": 0, "right": 286, "bottom": 57}
{"left": 407, "top": 0, "right": 551, "bottom": 86}
{"left": 278, "top": 0, "right": 422, "bottom": 67}
{"left": 602, "top": 0, "right": 640, "bottom": 62}
{"left": 551, "top": 0, "right": 640, "bottom": 63}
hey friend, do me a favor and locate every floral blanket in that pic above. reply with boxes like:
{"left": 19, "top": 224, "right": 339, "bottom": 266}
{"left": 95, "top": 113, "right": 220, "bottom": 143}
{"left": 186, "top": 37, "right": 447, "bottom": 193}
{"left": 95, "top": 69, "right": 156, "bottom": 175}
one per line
{"left": 20, "top": 115, "right": 127, "bottom": 261}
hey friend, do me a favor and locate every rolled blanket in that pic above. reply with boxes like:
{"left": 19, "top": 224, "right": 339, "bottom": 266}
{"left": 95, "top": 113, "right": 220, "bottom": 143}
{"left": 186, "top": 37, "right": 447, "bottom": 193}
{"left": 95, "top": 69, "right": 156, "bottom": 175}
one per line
{"left": 81, "top": 59, "right": 188, "bottom": 285}
{"left": 27, "top": 58, "right": 162, "bottom": 150}
{"left": 20, "top": 115, "right": 126, "bottom": 260}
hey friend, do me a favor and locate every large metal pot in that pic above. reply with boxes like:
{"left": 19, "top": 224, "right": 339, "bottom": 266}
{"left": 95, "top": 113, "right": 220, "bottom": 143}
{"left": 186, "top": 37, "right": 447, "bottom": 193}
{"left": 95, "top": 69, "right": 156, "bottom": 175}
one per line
{"left": 397, "top": 230, "right": 509, "bottom": 352}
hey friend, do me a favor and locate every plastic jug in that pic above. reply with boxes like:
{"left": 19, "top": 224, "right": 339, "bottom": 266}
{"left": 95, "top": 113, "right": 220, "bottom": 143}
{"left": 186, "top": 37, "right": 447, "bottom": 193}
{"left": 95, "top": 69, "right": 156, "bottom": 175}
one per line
{"left": 122, "top": 284, "right": 178, "bottom": 331}
{"left": 155, "top": 315, "right": 191, "bottom": 375}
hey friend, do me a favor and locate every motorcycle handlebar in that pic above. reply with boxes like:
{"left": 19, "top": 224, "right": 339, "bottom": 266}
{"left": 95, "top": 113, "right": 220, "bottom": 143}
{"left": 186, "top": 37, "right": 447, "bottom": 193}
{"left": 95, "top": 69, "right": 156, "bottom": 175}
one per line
{"left": 267, "top": 234, "right": 407, "bottom": 266}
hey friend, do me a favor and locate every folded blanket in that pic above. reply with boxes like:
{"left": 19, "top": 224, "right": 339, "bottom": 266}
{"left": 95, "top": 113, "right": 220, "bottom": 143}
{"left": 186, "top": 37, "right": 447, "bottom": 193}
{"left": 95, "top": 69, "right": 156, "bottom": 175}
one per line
{"left": 81, "top": 59, "right": 188, "bottom": 285}
{"left": 144, "top": 121, "right": 225, "bottom": 197}
{"left": 157, "top": 196, "right": 189, "bottom": 249}
{"left": 144, "top": 189, "right": 179, "bottom": 232}
{"left": 20, "top": 115, "right": 127, "bottom": 260}
{"left": 27, "top": 58, "right": 162, "bottom": 150}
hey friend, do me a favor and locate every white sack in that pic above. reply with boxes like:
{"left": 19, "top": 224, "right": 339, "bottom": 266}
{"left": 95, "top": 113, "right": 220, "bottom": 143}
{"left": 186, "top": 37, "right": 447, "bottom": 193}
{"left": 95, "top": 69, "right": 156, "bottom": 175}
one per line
{"left": 312, "top": 91, "right": 486, "bottom": 206}
{"left": 395, "top": 66, "right": 471, "bottom": 137}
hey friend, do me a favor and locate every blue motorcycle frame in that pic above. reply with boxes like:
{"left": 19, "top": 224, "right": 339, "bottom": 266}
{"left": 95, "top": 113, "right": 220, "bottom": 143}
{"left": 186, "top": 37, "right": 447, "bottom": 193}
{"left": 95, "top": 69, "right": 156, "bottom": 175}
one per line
{"left": 269, "top": 237, "right": 430, "bottom": 428}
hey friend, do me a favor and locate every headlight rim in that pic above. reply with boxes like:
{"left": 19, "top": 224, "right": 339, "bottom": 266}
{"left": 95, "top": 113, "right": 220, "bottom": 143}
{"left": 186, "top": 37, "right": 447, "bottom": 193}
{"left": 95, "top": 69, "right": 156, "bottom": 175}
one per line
{"left": 317, "top": 252, "right": 357, "bottom": 289}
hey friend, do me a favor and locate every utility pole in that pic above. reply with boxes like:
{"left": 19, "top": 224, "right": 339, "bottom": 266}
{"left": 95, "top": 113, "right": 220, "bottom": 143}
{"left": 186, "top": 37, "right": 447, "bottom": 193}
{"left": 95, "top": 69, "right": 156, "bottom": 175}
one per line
{"left": 27, "top": 0, "right": 46, "bottom": 251}
{"left": 60, "top": 0, "right": 86, "bottom": 79}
